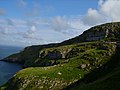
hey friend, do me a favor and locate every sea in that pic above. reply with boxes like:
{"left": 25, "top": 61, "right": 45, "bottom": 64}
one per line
{"left": 0, "top": 45, "right": 23, "bottom": 86}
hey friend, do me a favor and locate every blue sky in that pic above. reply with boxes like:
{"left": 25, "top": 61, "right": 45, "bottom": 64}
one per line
{"left": 0, "top": 0, "right": 98, "bottom": 18}
{"left": 0, "top": 0, "right": 120, "bottom": 46}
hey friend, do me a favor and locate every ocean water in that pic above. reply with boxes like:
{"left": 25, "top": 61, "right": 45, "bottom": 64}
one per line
{"left": 0, "top": 45, "right": 23, "bottom": 85}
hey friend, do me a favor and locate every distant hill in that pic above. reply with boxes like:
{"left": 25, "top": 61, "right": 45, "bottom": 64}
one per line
{"left": 1, "top": 22, "right": 120, "bottom": 90}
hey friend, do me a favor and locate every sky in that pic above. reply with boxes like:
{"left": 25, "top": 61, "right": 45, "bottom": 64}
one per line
{"left": 0, "top": 0, "right": 120, "bottom": 47}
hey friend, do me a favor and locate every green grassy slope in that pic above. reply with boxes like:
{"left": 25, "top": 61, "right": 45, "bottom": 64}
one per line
{"left": 0, "top": 42, "right": 117, "bottom": 90}
{"left": 66, "top": 48, "right": 120, "bottom": 90}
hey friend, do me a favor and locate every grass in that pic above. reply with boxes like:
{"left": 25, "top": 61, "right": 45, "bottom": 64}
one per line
{"left": 0, "top": 41, "right": 117, "bottom": 90}
{"left": 72, "top": 68, "right": 120, "bottom": 90}
{"left": 65, "top": 48, "right": 120, "bottom": 90}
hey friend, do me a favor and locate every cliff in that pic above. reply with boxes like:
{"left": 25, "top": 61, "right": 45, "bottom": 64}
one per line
{"left": 1, "top": 22, "right": 120, "bottom": 90}
{"left": 61, "top": 22, "right": 120, "bottom": 45}
{"left": 2, "top": 22, "right": 120, "bottom": 67}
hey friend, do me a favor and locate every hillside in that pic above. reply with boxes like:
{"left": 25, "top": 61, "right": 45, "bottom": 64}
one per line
{"left": 65, "top": 47, "right": 120, "bottom": 90}
{"left": 1, "top": 22, "right": 120, "bottom": 67}
{"left": 1, "top": 22, "right": 120, "bottom": 90}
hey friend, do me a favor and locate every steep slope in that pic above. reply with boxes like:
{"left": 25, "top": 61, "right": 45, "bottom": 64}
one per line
{"left": 1, "top": 22, "right": 120, "bottom": 90}
{"left": 61, "top": 22, "right": 120, "bottom": 45}
{"left": 67, "top": 47, "right": 120, "bottom": 90}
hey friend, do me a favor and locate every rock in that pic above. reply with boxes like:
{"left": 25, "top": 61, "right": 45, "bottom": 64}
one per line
{"left": 58, "top": 72, "right": 62, "bottom": 75}
{"left": 39, "top": 86, "right": 43, "bottom": 89}
{"left": 81, "top": 64, "right": 86, "bottom": 69}
{"left": 40, "top": 49, "right": 62, "bottom": 60}
{"left": 80, "top": 28, "right": 108, "bottom": 42}
{"left": 87, "top": 64, "right": 90, "bottom": 66}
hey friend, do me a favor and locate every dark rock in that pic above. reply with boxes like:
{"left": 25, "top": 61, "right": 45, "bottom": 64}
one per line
{"left": 46, "top": 50, "right": 62, "bottom": 60}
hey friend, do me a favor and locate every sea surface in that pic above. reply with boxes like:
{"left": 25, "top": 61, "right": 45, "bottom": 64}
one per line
{"left": 0, "top": 45, "right": 23, "bottom": 85}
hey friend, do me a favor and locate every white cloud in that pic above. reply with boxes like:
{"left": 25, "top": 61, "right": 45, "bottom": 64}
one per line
{"left": 22, "top": 25, "right": 37, "bottom": 39}
{"left": 49, "top": 16, "right": 71, "bottom": 32}
{"left": 69, "top": 19, "right": 90, "bottom": 34}
{"left": 82, "top": 8, "right": 106, "bottom": 25}
{"left": 82, "top": 0, "right": 120, "bottom": 26}
{"left": 0, "top": 27, "right": 9, "bottom": 35}
{"left": 46, "top": 16, "right": 90, "bottom": 36}
{"left": 6, "top": 18, "right": 14, "bottom": 26}
{"left": 0, "top": 16, "right": 91, "bottom": 46}
{"left": 100, "top": 0, "right": 120, "bottom": 21}
{"left": 98, "top": 0, "right": 104, "bottom": 6}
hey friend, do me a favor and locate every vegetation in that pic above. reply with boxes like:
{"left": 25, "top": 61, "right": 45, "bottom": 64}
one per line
{"left": 68, "top": 48, "right": 120, "bottom": 90}
{"left": 0, "top": 42, "right": 117, "bottom": 90}
{"left": 1, "top": 22, "right": 120, "bottom": 90}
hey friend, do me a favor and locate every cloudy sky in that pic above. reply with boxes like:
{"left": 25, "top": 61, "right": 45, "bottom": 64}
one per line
{"left": 0, "top": 0, "right": 120, "bottom": 46}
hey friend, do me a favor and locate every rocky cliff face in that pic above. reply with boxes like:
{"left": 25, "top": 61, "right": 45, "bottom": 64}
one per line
{"left": 39, "top": 47, "right": 72, "bottom": 60}
{"left": 39, "top": 50, "right": 63, "bottom": 60}
{"left": 80, "top": 22, "right": 120, "bottom": 42}
{"left": 61, "top": 22, "right": 120, "bottom": 45}
{"left": 81, "top": 28, "right": 108, "bottom": 41}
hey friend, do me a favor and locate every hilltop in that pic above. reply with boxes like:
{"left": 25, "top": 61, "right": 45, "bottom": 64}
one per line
{"left": 1, "top": 22, "right": 120, "bottom": 90}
